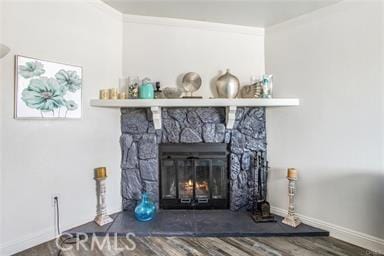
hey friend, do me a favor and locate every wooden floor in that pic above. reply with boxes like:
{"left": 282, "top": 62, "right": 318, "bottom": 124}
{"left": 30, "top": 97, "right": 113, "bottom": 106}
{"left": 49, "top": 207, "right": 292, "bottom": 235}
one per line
{"left": 15, "top": 236, "right": 376, "bottom": 256}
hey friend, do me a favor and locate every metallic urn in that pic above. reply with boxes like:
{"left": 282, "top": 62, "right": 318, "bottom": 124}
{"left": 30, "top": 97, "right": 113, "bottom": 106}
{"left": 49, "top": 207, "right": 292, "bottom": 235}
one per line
{"left": 215, "top": 69, "right": 240, "bottom": 98}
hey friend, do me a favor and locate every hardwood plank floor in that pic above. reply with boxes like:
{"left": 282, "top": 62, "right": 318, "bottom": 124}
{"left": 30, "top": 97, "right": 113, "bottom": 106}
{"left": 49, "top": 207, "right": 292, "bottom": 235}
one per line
{"left": 15, "top": 236, "right": 379, "bottom": 256}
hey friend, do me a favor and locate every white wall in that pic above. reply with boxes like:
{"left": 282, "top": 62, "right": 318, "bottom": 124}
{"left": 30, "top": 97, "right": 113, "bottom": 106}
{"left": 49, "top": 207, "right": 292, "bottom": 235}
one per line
{"left": 122, "top": 15, "right": 265, "bottom": 98}
{"left": 266, "top": 0, "right": 384, "bottom": 250}
{"left": 0, "top": 1, "right": 123, "bottom": 254}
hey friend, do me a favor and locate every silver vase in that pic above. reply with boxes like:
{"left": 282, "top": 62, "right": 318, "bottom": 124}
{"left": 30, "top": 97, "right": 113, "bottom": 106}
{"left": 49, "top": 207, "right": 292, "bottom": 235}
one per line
{"left": 215, "top": 69, "right": 240, "bottom": 98}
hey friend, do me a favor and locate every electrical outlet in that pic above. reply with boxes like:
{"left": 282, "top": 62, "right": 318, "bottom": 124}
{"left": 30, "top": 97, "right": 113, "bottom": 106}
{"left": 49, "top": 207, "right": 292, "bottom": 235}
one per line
{"left": 51, "top": 194, "right": 60, "bottom": 207}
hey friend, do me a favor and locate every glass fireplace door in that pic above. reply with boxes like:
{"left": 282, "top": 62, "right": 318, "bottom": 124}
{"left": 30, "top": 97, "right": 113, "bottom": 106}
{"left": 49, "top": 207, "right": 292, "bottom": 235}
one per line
{"left": 211, "top": 159, "right": 227, "bottom": 199}
{"left": 195, "top": 160, "right": 210, "bottom": 202}
{"left": 177, "top": 160, "right": 194, "bottom": 202}
{"left": 159, "top": 143, "right": 229, "bottom": 209}
{"left": 161, "top": 159, "right": 177, "bottom": 199}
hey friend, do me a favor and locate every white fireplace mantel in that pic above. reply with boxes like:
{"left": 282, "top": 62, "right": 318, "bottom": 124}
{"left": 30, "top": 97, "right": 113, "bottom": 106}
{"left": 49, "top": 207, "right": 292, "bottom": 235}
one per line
{"left": 90, "top": 98, "right": 299, "bottom": 129}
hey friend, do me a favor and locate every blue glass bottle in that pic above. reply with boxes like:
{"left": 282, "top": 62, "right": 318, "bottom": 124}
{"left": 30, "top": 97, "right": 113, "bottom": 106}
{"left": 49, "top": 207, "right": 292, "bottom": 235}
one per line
{"left": 134, "top": 192, "right": 156, "bottom": 221}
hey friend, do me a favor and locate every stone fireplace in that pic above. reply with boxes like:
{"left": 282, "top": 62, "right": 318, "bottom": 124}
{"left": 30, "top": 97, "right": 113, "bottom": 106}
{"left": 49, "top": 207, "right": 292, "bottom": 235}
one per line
{"left": 120, "top": 107, "right": 266, "bottom": 211}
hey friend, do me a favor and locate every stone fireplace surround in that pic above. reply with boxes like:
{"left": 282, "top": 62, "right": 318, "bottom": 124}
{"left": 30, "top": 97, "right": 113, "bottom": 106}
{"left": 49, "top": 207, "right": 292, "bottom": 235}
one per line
{"left": 120, "top": 107, "right": 267, "bottom": 211}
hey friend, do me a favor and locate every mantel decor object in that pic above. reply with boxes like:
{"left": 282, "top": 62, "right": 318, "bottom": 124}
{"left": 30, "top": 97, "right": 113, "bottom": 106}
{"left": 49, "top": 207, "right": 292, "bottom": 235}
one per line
{"left": 139, "top": 78, "right": 154, "bottom": 99}
{"left": 99, "top": 89, "right": 109, "bottom": 100}
{"left": 215, "top": 69, "right": 240, "bottom": 98}
{"left": 282, "top": 168, "right": 301, "bottom": 228}
{"left": 154, "top": 81, "right": 165, "bottom": 99}
{"left": 109, "top": 88, "right": 119, "bottom": 100}
{"left": 119, "top": 78, "right": 129, "bottom": 99}
{"left": 94, "top": 167, "right": 113, "bottom": 226}
{"left": 128, "top": 76, "right": 140, "bottom": 99}
{"left": 181, "top": 72, "right": 202, "bottom": 98}
{"left": 241, "top": 76, "right": 263, "bottom": 98}
{"left": 163, "top": 87, "right": 182, "bottom": 99}
{"left": 262, "top": 74, "right": 273, "bottom": 98}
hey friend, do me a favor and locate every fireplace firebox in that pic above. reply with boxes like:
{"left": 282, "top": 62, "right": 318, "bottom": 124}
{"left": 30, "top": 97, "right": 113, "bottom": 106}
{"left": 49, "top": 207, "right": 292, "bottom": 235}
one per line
{"left": 159, "top": 143, "right": 229, "bottom": 209}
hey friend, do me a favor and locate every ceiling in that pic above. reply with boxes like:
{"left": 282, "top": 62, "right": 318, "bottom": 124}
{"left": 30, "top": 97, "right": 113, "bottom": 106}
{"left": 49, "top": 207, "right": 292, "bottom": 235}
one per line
{"left": 102, "top": 0, "right": 340, "bottom": 27}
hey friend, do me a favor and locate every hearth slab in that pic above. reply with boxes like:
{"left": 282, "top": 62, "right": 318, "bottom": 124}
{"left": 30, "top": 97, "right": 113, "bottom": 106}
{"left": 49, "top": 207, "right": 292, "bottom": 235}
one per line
{"left": 67, "top": 210, "right": 329, "bottom": 237}
{"left": 67, "top": 212, "right": 119, "bottom": 236}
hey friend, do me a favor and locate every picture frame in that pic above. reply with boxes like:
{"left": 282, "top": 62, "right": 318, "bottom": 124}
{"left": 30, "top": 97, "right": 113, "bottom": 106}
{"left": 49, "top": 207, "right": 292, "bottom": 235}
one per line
{"left": 14, "top": 55, "right": 83, "bottom": 119}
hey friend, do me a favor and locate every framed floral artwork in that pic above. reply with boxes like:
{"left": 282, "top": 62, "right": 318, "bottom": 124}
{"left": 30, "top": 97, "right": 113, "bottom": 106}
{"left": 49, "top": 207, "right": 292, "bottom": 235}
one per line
{"left": 15, "top": 55, "right": 82, "bottom": 119}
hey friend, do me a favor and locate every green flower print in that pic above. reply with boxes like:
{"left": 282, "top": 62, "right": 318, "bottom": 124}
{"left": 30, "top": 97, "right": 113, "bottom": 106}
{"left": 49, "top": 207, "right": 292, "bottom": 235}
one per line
{"left": 18, "top": 61, "right": 45, "bottom": 79}
{"left": 21, "top": 77, "right": 66, "bottom": 112}
{"left": 55, "top": 69, "right": 81, "bottom": 92}
{"left": 65, "top": 100, "right": 78, "bottom": 111}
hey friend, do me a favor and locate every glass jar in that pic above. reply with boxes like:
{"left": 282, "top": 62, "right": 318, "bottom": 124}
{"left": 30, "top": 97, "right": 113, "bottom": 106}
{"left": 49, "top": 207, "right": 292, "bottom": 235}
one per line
{"left": 127, "top": 76, "right": 140, "bottom": 99}
{"left": 139, "top": 82, "right": 154, "bottom": 99}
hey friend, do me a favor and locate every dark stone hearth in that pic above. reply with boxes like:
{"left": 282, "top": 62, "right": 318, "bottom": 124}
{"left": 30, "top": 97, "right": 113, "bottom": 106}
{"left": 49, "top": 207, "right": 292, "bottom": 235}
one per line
{"left": 68, "top": 210, "right": 329, "bottom": 238}
{"left": 121, "top": 107, "right": 266, "bottom": 211}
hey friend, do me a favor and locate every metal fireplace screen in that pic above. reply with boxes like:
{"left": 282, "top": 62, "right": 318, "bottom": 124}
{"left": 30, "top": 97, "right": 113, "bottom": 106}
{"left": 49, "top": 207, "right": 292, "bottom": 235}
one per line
{"left": 159, "top": 143, "right": 229, "bottom": 209}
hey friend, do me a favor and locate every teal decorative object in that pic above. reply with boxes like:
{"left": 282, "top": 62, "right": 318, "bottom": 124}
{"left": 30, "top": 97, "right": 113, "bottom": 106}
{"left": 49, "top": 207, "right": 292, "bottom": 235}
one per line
{"left": 139, "top": 83, "right": 154, "bottom": 99}
{"left": 134, "top": 192, "right": 156, "bottom": 221}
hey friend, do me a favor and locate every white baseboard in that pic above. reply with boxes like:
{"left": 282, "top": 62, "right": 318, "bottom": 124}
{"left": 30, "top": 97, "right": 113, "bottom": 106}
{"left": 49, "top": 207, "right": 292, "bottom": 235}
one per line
{"left": 271, "top": 206, "right": 384, "bottom": 254}
{"left": 0, "top": 207, "right": 122, "bottom": 256}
